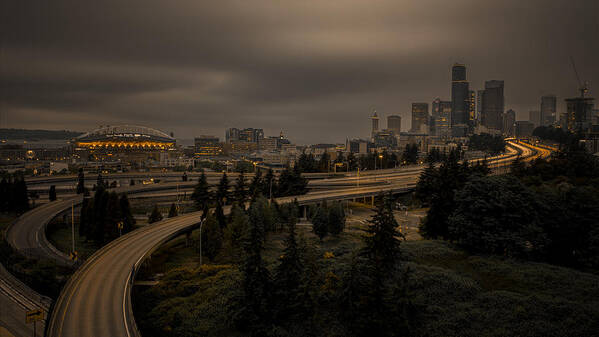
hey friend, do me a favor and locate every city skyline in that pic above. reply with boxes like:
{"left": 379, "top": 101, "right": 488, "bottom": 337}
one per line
{"left": 1, "top": 0, "right": 598, "bottom": 144}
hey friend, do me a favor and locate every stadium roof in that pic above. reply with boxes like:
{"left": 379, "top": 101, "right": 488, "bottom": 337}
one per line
{"left": 76, "top": 125, "right": 175, "bottom": 143}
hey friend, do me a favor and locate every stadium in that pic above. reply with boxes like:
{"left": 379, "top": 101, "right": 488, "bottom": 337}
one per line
{"left": 74, "top": 125, "right": 176, "bottom": 150}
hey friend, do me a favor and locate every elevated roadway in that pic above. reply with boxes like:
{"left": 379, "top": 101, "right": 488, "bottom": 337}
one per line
{"left": 47, "top": 140, "right": 548, "bottom": 337}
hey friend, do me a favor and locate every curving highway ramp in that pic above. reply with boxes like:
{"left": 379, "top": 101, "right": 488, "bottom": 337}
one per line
{"left": 46, "top": 140, "right": 550, "bottom": 337}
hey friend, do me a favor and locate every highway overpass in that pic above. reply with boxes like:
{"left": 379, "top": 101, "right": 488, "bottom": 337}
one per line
{"left": 46, "top": 140, "right": 549, "bottom": 337}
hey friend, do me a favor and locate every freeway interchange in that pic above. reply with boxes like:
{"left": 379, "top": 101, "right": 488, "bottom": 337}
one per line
{"left": 1, "top": 140, "right": 550, "bottom": 337}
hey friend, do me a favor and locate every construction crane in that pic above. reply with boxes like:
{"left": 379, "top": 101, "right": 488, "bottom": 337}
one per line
{"left": 570, "top": 56, "right": 589, "bottom": 98}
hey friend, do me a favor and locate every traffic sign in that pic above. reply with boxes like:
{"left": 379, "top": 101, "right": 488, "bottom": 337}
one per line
{"left": 26, "top": 308, "right": 44, "bottom": 323}
{"left": 69, "top": 251, "right": 78, "bottom": 261}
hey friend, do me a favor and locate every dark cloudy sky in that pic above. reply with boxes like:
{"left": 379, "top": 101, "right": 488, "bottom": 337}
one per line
{"left": 1, "top": 0, "right": 598, "bottom": 144}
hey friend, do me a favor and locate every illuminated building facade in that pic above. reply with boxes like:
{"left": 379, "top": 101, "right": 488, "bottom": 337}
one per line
{"left": 432, "top": 98, "right": 451, "bottom": 137}
{"left": 194, "top": 135, "right": 222, "bottom": 157}
{"left": 73, "top": 125, "right": 176, "bottom": 162}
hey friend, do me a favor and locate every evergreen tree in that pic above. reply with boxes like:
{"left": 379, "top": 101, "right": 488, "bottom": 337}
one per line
{"left": 319, "top": 151, "right": 331, "bottom": 172}
{"left": 119, "top": 194, "right": 135, "bottom": 233}
{"left": 76, "top": 168, "right": 85, "bottom": 194}
{"left": 341, "top": 195, "right": 410, "bottom": 337}
{"left": 238, "top": 199, "right": 272, "bottom": 334}
{"left": 92, "top": 187, "right": 109, "bottom": 243}
{"left": 311, "top": 206, "right": 328, "bottom": 241}
{"left": 201, "top": 212, "right": 223, "bottom": 261}
{"left": 148, "top": 205, "right": 163, "bottom": 224}
{"left": 191, "top": 170, "right": 211, "bottom": 215}
{"left": 362, "top": 195, "right": 403, "bottom": 270}
{"left": 104, "top": 192, "right": 122, "bottom": 241}
{"left": 273, "top": 217, "right": 303, "bottom": 322}
{"left": 214, "top": 201, "right": 227, "bottom": 229}
{"left": 262, "top": 169, "right": 276, "bottom": 200}
{"left": 328, "top": 201, "right": 346, "bottom": 235}
{"left": 216, "top": 172, "right": 229, "bottom": 205}
{"left": 415, "top": 162, "right": 439, "bottom": 206}
{"left": 401, "top": 143, "right": 419, "bottom": 165}
{"left": 224, "top": 204, "right": 249, "bottom": 260}
{"left": 130, "top": 179, "right": 135, "bottom": 186}
{"left": 248, "top": 168, "right": 263, "bottom": 200}
{"left": 96, "top": 173, "right": 105, "bottom": 190}
{"left": 168, "top": 202, "right": 178, "bottom": 218}
{"left": 49, "top": 185, "right": 57, "bottom": 201}
{"left": 14, "top": 178, "right": 29, "bottom": 214}
{"left": 0, "top": 177, "right": 8, "bottom": 211}
{"left": 233, "top": 171, "right": 247, "bottom": 205}
{"left": 79, "top": 197, "right": 92, "bottom": 239}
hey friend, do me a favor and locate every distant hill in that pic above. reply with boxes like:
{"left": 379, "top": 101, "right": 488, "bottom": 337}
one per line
{"left": 0, "top": 128, "right": 83, "bottom": 140}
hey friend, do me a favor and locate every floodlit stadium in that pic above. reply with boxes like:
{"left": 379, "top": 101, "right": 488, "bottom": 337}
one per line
{"left": 74, "top": 125, "right": 176, "bottom": 150}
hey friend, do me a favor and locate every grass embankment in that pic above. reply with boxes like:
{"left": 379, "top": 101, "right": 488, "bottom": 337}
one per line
{"left": 133, "top": 218, "right": 599, "bottom": 337}
{"left": 0, "top": 213, "right": 72, "bottom": 298}
{"left": 46, "top": 218, "right": 100, "bottom": 260}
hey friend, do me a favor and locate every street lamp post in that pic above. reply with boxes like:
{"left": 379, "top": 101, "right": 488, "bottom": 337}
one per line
{"left": 269, "top": 176, "right": 274, "bottom": 205}
{"left": 199, "top": 218, "right": 205, "bottom": 266}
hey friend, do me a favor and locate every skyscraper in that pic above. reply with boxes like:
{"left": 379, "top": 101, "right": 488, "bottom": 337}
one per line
{"left": 468, "top": 90, "right": 476, "bottom": 125}
{"left": 502, "top": 109, "right": 516, "bottom": 136}
{"left": 387, "top": 115, "right": 401, "bottom": 135}
{"left": 432, "top": 98, "right": 451, "bottom": 137}
{"left": 451, "top": 64, "right": 470, "bottom": 128}
{"left": 411, "top": 103, "right": 429, "bottom": 133}
{"left": 529, "top": 110, "right": 541, "bottom": 127}
{"left": 565, "top": 96, "right": 594, "bottom": 132}
{"left": 370, "top": 110, "right": 379, "bottom": 139}
{"left": 540, "top": 95, "right": 557, "bottom": 126}
{"left": 481, "top": 80, "right": 505, "bottom": 131}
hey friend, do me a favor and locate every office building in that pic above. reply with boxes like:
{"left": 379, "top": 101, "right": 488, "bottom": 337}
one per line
{"left": 371, "top": 110, "right": 380, "bottom": 139}
{"left": 226, "top": 127, "right": 264, "bottom": 143}
{"left": 411, "top": 103, "right": 429, "bottom": 134}
{"left": 387, "top": 115, "right": 401, "bottom": 135}
{"left": 529, "top": 110, "right": 541, "bottom": 128}
{"left": 515, "top": 121, "right": 535, "bottom": 138}
{"left": 502, "top": 109, "right": 516, "bottom": 137}
{"left": 477, "top": 89, "right": 484, "bottom": 121}
{"left": 373, "top": 130, "right": 397, "bottom": 149}
{"left": 259, "top": 137, "right": 279, "bottom": 152}
{"left": 469, "top": 90, "right": 476, "bottom": 125}
{"left": 347, "top": 139, "right": 373, "bottom": 154}
{"left": 480, "top": 80, "right": 505, "bottom": 131}
{"left": 194, "top": 135, "right": 222, "bottom": 157}
{"left": 451, "top": 63, "right": 470, "bottom": 128}
{"left": 432, "top": 98, "right": 451, "bottom": 137}
{"left": 565, "top": 96, "right": 594, "bottom": 132}
{"left": 541, "top": 95, "right": 557, "bottom": 126}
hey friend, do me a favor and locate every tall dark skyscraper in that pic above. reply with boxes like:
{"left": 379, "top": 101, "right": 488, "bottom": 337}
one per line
{"left": 411, "top": 103, "right": 429, "bottom": 133}
{"left": 451, "top": 63, "right": 470, "bottom": 128}
{"left": 540, "top": 95, "right": 557, "bottom": 126}
{"left": 481, "top": 80, "right": 505, "bottom": 131}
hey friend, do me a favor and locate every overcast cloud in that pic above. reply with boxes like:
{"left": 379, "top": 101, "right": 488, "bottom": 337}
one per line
{"left": 1, "top": 0, "right": 598, "bottom": 144}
